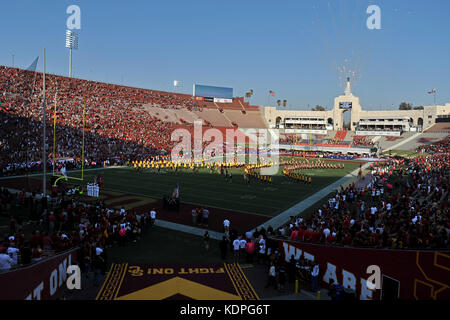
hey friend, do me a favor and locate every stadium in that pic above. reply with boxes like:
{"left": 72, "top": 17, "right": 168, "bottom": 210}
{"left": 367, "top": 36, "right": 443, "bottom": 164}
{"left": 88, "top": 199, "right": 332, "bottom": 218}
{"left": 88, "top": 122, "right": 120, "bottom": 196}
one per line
{"left": 0, "top": 0, "right": 449, "bottom": 307}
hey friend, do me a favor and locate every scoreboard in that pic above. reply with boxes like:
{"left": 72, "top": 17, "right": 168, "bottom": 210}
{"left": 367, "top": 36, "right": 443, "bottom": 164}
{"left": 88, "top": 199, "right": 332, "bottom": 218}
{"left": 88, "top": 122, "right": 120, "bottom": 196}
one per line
{"left": 339, "top": 102, "right": 352, "bottom": 109}
{"left": 193, "top": 84, "right": 233, "bottom": 103}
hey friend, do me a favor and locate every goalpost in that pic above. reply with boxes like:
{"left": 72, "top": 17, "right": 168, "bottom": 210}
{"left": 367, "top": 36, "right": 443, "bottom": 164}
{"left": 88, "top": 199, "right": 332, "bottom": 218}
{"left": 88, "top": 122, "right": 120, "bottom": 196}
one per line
{"left": 52, "top": 93, "right": 86, "bottom": 186}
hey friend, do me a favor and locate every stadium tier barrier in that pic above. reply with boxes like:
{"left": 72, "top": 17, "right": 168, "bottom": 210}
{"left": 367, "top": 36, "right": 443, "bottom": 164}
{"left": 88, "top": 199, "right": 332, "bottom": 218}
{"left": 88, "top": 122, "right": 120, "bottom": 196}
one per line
{"left": 0, "top": 247, "right": 78, "bottom": 300}
{"left": 276, "top": 237, "right": 450, "bottom": 300}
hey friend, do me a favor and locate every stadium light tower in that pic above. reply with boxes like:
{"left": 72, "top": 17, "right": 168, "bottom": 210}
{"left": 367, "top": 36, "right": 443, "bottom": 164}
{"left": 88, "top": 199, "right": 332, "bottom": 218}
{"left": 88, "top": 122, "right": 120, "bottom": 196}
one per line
{"left": 65, "top": 30, "right": 79, "bottom": 77}
{"left": 173, "top": 80, "right": 181, "bottom": 92}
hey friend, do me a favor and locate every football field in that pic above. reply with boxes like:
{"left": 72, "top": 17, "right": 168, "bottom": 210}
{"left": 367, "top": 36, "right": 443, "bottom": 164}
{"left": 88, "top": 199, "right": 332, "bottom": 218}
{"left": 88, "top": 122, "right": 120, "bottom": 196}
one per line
{"left": 39, "top": 158, "right": 361, "bottom": 217}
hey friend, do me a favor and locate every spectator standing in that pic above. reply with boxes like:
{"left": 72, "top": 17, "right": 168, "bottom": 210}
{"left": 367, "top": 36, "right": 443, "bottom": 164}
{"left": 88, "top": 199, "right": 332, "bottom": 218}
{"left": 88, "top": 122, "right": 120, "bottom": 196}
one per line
{"left": 203, "top": 231, "right": 210, "bottom": 251}
{"left": 232, "top": 237, "right": 240, "bottom": 262}
{"left": 219, "top": 236, "right": 228, "bottom": 260}
{"left": 7, "top": 244, "right": 19, "bottom": 266}
{"left": 311, "top": 261, "right": 320, "bottom": 292}
{"left": 328, "top": 279, "right": 337, "bottom": 301}
{"left": 223, "top": 219, "right": 230, "bottom": 233}
{"left": 239, "top": 236, "right": 247, "bottom": 258}
{"left": 202, "top": 208, "right": 209, "bottom": 227}
{"left": 265, "top": 263, "right": 277, "bottom": 289}
{"left": 278, "top": 263, "right": 287, "bottom": 291}
{"left": 150, "top": 208, "right": 156, "bottom": 227}
{"left": 0, "top": 248, "right": 14, "bottom": 272}
{"left": 192, "top": 209, "right": 198, "bottom": 226}
{"left": 245, "top": 240, "right": 255, "bottom": 263}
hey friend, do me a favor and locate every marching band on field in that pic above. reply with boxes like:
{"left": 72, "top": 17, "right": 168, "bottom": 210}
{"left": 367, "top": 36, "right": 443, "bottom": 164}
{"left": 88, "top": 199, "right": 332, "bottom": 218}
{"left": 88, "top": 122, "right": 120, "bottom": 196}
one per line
{"left": 281, "top": 159, "right": 344, "bottom": 184}
{"left": 129, "top": 158, "right": 345, "bottom": 186}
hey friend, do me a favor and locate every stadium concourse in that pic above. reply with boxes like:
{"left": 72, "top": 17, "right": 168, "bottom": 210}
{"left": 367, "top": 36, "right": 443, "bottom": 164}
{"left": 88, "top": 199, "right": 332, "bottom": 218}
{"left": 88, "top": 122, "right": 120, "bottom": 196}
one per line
{"left": 0, "top": 66, "right": 449, "bottom": 301}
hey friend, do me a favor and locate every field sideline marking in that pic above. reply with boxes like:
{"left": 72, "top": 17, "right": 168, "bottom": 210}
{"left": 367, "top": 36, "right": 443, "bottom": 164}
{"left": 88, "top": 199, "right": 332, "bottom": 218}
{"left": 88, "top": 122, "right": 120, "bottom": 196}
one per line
{"left": 154, "top": 219, "right": 224, "bottom": 240}
{"left": 0, "top": 166, "right": 127, "bottom": 180}
{"left": 98, "top": 186, "right": 272, "bottom": 218}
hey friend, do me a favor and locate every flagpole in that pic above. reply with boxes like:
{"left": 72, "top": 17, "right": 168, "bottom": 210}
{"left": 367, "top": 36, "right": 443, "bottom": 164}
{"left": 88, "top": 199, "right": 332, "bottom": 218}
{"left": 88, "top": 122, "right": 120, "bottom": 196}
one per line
{"left": 43, "top": 48, "right": 47, "bottom": 197}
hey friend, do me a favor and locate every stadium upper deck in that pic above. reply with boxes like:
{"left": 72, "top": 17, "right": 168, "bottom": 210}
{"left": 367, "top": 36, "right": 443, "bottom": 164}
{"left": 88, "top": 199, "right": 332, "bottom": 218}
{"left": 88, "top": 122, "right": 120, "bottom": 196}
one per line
{"left": 0, "top": 66, "right": 267, "bottom": 129}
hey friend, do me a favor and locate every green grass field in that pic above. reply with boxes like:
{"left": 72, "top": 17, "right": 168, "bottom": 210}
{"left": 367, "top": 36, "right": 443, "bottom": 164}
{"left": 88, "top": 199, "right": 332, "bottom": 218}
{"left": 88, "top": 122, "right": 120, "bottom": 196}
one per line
{"left": 51, "top": 159, "right": 361, "bottom": 216}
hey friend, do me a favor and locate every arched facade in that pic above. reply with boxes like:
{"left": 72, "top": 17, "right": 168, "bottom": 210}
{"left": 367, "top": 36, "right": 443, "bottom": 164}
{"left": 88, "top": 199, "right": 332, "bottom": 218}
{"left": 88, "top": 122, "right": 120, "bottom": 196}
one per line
{"left": 263, "top": 79, "right": 450, "bottom": 132}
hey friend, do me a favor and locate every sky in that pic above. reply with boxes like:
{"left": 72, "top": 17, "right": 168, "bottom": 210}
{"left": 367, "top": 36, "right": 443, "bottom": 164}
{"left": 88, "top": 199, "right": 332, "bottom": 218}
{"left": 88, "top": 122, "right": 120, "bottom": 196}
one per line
{"left": 0, "top": 0, "right": 449, "bottom": 110}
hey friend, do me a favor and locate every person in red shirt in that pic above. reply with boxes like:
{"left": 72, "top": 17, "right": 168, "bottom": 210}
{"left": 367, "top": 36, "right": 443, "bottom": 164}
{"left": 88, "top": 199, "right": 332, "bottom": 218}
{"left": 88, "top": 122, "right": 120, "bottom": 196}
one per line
{"left": 311, "top": 230, "right": 320, "bottom": 243}
{"left": 290, "top": 228, "right": 299, "bottom": 241}
{"left": 327, "top": 233, "right": 336, "bottom": 244}
{"left": 31, "top": 246, "right": 43, "bottom": 262}
{"left": 297, "top": 227, "right": 305, "bottom": 241}
{"left": 343, "top": 234, "right": 352, "bottom": 246}
{"left": 48, "top": 212, "right": 56, "bottom": 233}
{"left": 245, "top": 240, "right": 255, "bottom": 263}
{"left": 42, "top": 232, "right": 53, "bottom": 251}
{"left": 29, "top": 231, "right": 43, "bottom": 248}
{"left": 303, "top": 228, "right": 312, "bottom": 242}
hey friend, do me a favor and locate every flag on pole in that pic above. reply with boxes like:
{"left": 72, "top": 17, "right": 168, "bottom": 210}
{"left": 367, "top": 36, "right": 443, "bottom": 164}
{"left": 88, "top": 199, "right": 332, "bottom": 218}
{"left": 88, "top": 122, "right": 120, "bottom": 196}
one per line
{"left": 269, "top": 90, "right": 275, "bottom": 97}
{"left": 61, "top": 166, "right": 68, "bottom": 181}
{"left": 427, "top": 89, "right": 436, "bottom": 94}
{"left": 26, "top": 56, "right": 39, "bottom": 72}
{"left": 172, "top": 183, "right": 179, "bottom": 199}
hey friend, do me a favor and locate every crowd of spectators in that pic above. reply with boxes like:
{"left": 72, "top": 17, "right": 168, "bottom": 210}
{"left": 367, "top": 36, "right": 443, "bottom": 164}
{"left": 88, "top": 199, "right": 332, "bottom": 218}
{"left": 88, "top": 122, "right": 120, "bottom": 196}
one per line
{"left": 416, "top": 136, "right": 450, "bottom": 154}
{"left": 274, "top": 147, "right": 449, "bottom": 249}
{"left": 0, "top": 66, "right": 205, "bottom": 176}
{"left": 0, "top": 186, "right": 156, "bottom": 273}
{"left": 352, "top": 135, "right": 374, "bottom": 147}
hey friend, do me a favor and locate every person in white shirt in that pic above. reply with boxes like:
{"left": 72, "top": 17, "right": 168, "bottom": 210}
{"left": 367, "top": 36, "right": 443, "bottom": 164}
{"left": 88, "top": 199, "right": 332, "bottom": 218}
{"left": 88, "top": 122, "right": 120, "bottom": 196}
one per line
{"left": 258, "top": 237, "right": 266, "bottom": 263}
{"left": 323, "top": 227, "right": 331, "bottom": 240}
{"left": 311, "top": 262, "right": 320, "bottom": 292}
{"left": 223, "top": 219, "right": 230, "bottom": 232}
{"left": 239, "top": 237, "right": 247, "bottom": 256}
{"left": 7, "top": 246, "right": 19, "bottom": 266}
{"left": 0, "top": 250, "right": 14, "bottom": 271}
{"left": 150, "top": 209, "right": 156, "bottom": 226}
{"left": 232, "top": 238, "right": 241, "bottom": 261}
{"left": 265, "top": 263, "right": 277, "bottom": 289}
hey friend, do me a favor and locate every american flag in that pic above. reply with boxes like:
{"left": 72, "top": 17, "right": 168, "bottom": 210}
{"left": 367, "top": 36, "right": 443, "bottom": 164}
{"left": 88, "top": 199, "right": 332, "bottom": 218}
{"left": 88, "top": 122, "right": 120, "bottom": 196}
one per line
{"left": 428, "top": 88, "right": 437, "bottom": 94}
{"left": 172, "top": 183, "right": 179, "bottom": 199}
{"left": 269, "top": 90, "right": 275, "bottom": 97}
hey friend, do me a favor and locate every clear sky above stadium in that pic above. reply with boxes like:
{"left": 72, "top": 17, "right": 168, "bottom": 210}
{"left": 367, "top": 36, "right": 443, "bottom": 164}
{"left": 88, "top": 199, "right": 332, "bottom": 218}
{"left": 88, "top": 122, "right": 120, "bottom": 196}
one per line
{"left": 0, "top": 0, "right": 448, "bottom": 110}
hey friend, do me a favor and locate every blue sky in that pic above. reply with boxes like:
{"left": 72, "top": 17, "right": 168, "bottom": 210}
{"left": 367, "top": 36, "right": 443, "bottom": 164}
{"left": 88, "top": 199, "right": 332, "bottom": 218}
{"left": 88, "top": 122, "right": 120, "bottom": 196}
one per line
{"left": 0, "top": 0, "right": 449, "bottom": 110}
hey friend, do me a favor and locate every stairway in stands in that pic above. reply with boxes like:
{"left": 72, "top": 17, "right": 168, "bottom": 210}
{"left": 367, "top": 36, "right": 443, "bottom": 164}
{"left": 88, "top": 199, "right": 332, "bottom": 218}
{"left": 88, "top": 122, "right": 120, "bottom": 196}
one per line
{"left": 213, "top": 102, "right": 234, "bottom": 127}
